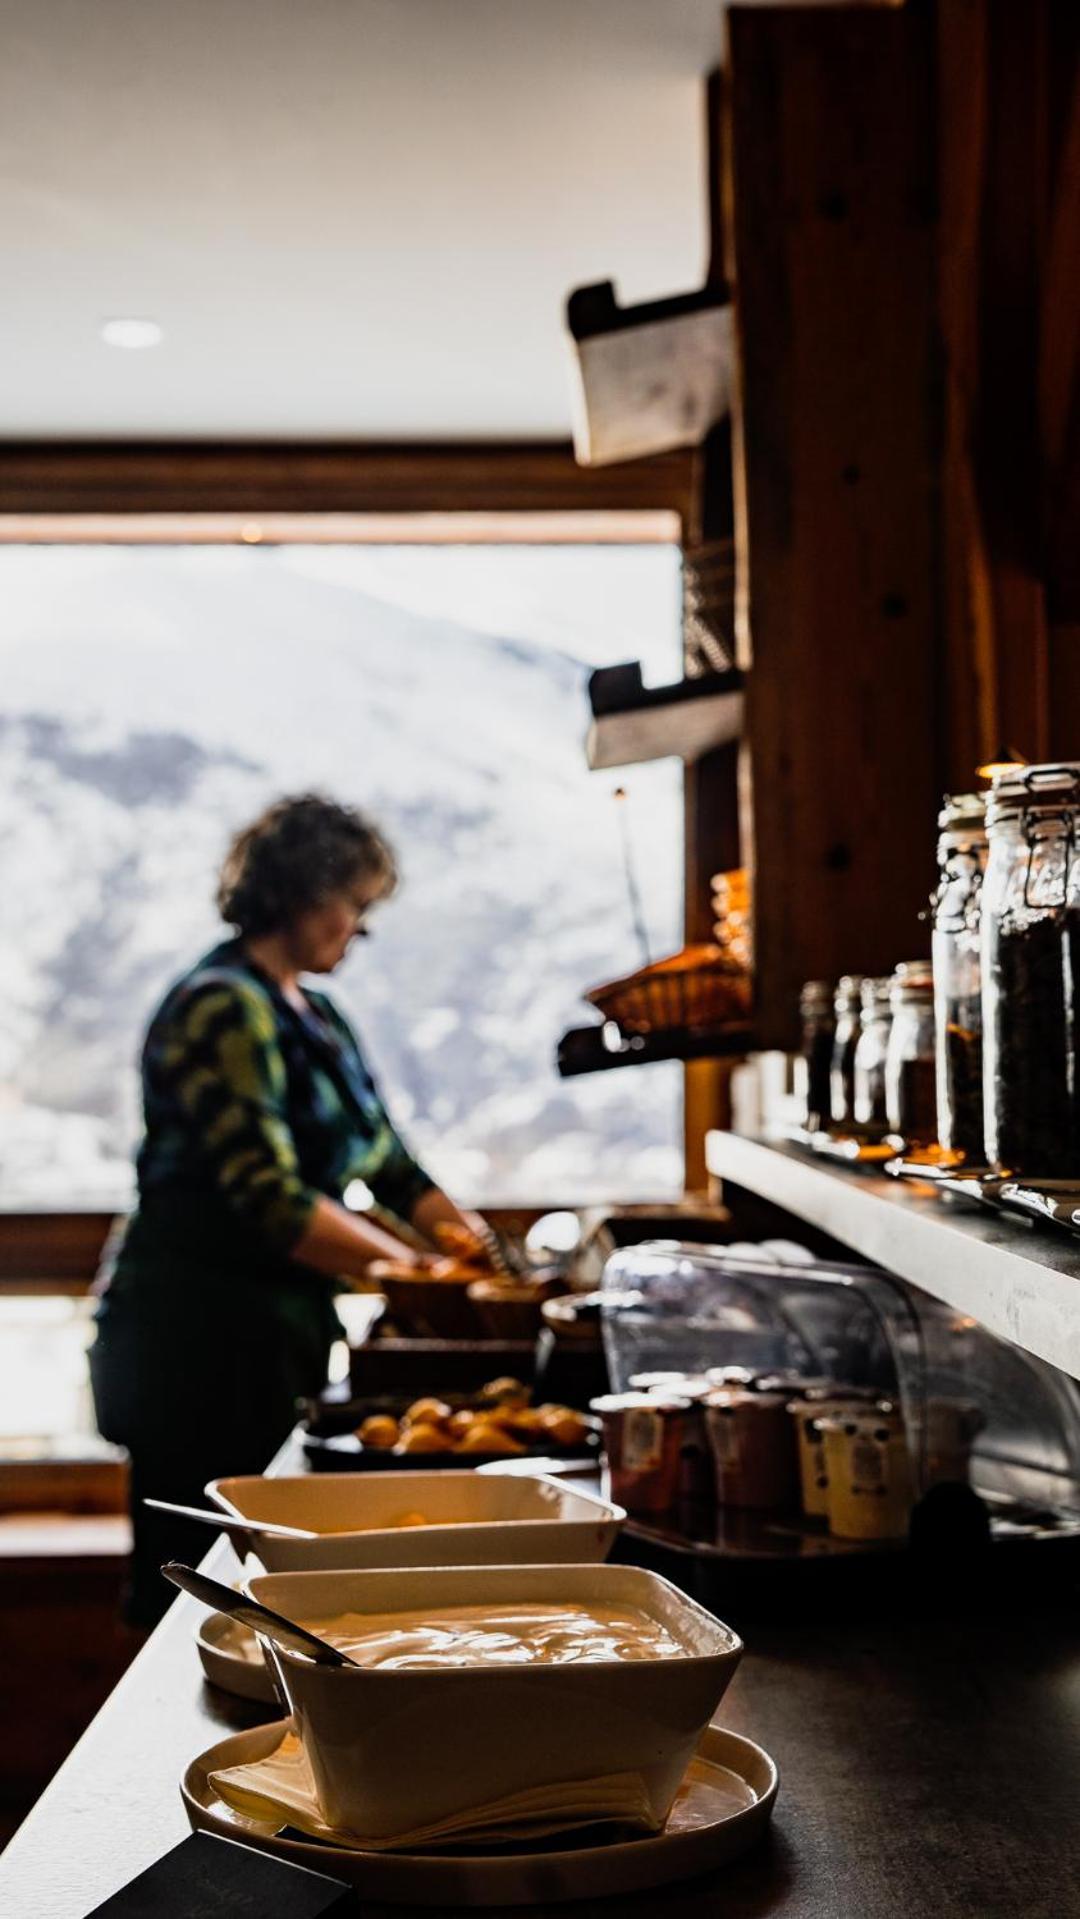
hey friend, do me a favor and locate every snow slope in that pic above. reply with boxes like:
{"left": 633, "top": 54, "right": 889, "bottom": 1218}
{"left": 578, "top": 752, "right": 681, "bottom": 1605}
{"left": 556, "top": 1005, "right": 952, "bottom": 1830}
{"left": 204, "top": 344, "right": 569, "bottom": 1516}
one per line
{"left": 0, "top": 545, "right": 683, "bottom": 1206}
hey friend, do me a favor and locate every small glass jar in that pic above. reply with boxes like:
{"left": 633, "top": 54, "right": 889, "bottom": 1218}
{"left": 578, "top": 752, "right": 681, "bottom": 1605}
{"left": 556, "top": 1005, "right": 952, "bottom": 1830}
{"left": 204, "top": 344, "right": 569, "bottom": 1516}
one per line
{"left": 931, "top": 795, "right": 988, "bottom": 1161}
{"left": 853, "top": 977, "right": 892, "bottom": 1129}
{"left": 884, "top": 960, "right": 936, "bottom": 1144}
{"left": 799, "top": 980, "right": 835, "bottom": 1131}
{"left": 982, "top": 763, "right": 1080, "bottom": 1175}
{"left": 830, "top": 975, "right": 865, "bottom": 1128}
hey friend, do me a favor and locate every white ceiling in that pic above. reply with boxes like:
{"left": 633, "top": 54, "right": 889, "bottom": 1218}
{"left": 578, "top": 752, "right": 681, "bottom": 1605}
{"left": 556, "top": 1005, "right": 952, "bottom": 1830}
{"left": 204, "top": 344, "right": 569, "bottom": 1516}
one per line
{"left": 0, "top": 0, "right": 721, "bottom": 440}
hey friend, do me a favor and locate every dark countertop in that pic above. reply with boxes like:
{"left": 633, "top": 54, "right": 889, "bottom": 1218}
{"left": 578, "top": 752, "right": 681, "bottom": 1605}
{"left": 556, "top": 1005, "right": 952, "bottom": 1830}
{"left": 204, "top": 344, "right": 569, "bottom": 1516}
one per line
{"left": 4, "top": 1453, "right": 1080, "bottom": 1918}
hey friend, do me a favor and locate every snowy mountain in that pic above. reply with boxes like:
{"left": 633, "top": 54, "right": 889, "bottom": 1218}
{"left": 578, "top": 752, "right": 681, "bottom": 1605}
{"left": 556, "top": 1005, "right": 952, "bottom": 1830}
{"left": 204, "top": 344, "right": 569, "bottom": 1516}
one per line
{"left": 0, "top": 545, "right": 683, "bottom": 1207}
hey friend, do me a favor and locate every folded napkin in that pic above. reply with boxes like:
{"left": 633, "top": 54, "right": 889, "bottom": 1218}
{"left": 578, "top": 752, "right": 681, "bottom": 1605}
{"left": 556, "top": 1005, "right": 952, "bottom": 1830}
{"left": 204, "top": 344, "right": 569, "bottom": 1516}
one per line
{"left": 209, "top": 1729, "right": 663, "bottom": 1853}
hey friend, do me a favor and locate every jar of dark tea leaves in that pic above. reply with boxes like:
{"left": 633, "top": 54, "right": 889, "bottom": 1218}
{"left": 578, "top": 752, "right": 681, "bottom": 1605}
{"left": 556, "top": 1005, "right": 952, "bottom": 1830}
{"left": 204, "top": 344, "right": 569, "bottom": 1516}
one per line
{"left": 799, "top": 980, "right": 835, "bottom": 1131}
{"left": 885, "top": 961, "right": 936, "bottom": 1144}
{"left": 983, "top": 763, "right": 1080, "bottom": 1175}
{"left": 830, "top": 975, "right": 865, "bottom": 1128}
{"left": 853, "top": 977, "right": 892, "bottom": 1130}
{"left": 931, "top": 794, "right": 988, "bottom": 1162}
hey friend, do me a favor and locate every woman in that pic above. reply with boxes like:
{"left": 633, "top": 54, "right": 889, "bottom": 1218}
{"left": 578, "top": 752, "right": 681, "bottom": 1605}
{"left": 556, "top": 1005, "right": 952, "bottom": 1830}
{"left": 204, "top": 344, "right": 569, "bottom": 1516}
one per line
{"left": 90, "top": 792, "right": 481, "bottom": 1623}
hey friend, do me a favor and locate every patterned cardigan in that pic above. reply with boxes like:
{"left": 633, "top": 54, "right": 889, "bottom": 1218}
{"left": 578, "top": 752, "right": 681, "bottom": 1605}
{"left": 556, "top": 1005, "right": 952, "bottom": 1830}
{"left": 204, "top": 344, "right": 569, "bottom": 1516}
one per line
{"left": 132, "top": 940, "right": 435, "bottom": 1259}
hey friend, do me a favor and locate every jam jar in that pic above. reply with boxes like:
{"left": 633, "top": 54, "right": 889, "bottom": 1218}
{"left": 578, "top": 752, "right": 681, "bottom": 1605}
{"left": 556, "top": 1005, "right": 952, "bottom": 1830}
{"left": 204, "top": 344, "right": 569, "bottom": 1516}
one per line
{"left": 931, "top": 794, "right": 988, "bottom": 1162}
{"left": 703, "top": 1390, "right": 799, "bottom": 1510}
{"left": 853, "top": 977, "right": 892, "bottom": 1130}
{"left": 884, "top": 960, "right": 936, "bottom": 1144}
{"left": 830, "top": 975, "right": 865, "bottom": 1128}
{"left": 982, "top": 763, "right": 1080, "bottom": 1175}
{"left": 590, "top": 1392, "right": 696, "bottom": 1515}
{"left": 799, "top": 980, "right": 836, "bottom": 1131}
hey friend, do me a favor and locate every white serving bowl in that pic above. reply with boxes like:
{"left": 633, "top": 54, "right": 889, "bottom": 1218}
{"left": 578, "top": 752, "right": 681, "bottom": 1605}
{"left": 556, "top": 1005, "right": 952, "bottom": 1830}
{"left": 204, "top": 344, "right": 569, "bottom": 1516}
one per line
{"left": 207, "top": 1471, "right": 624, "bottom": 1571}
{"left": 245, "top": 1562, "right": 742, "bottom": 1843}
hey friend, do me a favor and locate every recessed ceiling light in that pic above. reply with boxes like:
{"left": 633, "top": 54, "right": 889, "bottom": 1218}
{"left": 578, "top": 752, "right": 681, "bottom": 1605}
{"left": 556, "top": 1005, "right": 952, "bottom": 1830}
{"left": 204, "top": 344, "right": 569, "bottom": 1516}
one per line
{"left": 100, "top": 317, "right": 163, "bottom": 350}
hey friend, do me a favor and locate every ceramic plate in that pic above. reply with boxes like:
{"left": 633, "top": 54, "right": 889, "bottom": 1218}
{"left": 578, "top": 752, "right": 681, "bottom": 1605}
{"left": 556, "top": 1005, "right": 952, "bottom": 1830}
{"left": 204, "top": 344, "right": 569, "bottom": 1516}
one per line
{"left": 181, "top": 1719, "right": 778, "bottom": 1906}
{"left": 196, "top": 1611, "right": 281, "bottom": 1707}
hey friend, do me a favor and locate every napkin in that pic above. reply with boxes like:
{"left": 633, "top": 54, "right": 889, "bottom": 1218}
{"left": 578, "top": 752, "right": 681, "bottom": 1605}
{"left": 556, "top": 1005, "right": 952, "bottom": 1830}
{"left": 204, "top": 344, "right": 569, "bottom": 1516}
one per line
{"left": 209, "top": 1730, "right": 663, "bottom": 1853}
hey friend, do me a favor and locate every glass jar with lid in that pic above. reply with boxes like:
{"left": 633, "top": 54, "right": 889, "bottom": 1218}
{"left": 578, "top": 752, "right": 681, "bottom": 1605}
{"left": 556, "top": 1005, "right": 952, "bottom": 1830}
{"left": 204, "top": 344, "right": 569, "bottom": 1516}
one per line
{"left": 853, "top": 977, "right": 892, "bottom": 1130}
{"left": 931, "top": 794, "right": 988, "bottom": 1162}
{"left": 884, "top": 960, "right": 936, "bottom": 1144}
{"left": 799, "top": 980, "right": 835, "bottom": 1131}
{"left": 982, "top": 763, "right": 1080, "bottom": 1175}
{"left": 830, "top": 975, "right": 865, "bottom": 1128}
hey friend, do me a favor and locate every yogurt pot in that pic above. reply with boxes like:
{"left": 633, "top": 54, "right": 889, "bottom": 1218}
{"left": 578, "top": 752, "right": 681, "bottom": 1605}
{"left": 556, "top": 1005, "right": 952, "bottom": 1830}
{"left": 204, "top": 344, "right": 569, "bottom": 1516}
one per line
{"left": 787, "top": 1389, "right": 886, "bottom": 1521}
{"left": 704, "top": 1391, "right": 799, "bottom": 1510}
{"left": 590, "top": 1393, "right": 696, "bottom": 1515}
{"left": 819, "top": 1406, "right": 913, "bottom": 1541}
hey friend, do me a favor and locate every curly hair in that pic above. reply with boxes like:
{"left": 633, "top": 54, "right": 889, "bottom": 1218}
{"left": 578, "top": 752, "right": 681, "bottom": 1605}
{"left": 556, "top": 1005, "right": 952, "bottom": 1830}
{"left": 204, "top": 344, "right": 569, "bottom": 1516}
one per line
{"left": 216, "top": 793, "right": 398, "bottom": 937}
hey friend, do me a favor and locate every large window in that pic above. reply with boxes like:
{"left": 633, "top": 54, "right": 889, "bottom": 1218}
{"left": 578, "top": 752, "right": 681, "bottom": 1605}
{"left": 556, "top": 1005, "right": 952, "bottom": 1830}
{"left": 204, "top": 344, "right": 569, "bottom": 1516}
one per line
{"left": 1, "top": 538, "right": 684, "bottom": 1209}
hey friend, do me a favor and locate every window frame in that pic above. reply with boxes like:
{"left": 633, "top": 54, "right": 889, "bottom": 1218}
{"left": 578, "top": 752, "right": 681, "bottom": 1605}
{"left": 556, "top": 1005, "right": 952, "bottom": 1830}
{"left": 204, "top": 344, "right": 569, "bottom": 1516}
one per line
{"left": 0, "top": 440, "right": 697, "bottom": 1282}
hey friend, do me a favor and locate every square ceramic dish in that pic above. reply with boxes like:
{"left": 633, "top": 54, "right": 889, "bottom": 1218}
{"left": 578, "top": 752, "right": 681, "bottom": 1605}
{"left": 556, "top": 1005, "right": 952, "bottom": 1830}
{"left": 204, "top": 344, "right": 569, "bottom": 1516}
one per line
{"left": 207, "top": 1471, "right": 624, "bottom": 1571}
{"left": 245, "top": 1562, "right": 742, "bottom": 1842}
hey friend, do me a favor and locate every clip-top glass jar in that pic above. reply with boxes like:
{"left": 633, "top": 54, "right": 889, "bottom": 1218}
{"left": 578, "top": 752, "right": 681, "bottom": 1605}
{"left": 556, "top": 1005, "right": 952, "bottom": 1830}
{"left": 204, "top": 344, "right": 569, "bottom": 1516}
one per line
{"left": 853, "top": 977, "right": 892, "bottom": 1130}
{"left": 931, "top": 794, "right": 988, "bottom": 1162}
{"left": 982, "top": 763, "right": 1080, "bottom": 1175}
{"left": 799, "top": 981, "right": 835, "bottom": 1131}
{"left": 830, "top": 976, "right": 865, "bottom": 1128}
{"left": 885, "top": 960, "right": 936, "bottom": 1144}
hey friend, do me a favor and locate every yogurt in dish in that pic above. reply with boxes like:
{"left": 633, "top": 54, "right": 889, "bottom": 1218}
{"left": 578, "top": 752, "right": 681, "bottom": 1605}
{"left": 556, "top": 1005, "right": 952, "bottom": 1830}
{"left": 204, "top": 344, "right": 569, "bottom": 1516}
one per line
{"left": 303, "top": 1600, "right": 686, "bottom": 1669}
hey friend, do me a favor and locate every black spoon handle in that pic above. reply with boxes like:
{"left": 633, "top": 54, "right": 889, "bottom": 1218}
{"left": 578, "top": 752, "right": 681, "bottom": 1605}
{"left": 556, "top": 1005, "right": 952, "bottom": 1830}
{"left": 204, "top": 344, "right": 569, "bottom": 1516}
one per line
{"left": 161, "top": 1561, "right": 357, "bottom": 1667}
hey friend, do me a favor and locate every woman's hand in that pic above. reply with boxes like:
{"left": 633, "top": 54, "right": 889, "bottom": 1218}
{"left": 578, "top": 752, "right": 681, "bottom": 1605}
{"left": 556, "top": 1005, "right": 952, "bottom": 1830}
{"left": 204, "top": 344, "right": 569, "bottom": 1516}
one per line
{"left": 410, "top": 1187, "right": 492, "bottom": 1259}
{"left": 291, "top": 1194, "right": 431, "bottom": 1282}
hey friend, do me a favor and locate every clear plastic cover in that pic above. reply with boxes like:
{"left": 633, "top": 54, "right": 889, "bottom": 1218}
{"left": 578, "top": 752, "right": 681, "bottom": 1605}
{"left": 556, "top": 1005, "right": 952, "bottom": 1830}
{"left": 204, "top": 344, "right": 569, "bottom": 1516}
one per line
{"left": 601, "top": 1241, "right": 1080, "bottom": 1517}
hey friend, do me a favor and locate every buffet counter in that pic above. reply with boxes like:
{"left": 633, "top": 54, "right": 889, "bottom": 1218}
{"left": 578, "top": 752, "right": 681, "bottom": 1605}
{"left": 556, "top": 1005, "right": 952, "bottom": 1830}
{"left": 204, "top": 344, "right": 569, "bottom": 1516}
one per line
{"left": 2, "top": 1439, "right": 1080, "bottom": 1918}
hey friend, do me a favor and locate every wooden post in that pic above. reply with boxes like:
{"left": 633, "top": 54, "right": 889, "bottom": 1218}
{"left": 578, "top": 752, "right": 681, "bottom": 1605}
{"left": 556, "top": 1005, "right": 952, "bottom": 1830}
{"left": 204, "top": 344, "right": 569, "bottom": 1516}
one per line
{"left": 725, "top": 3, "right": 942, "bottom": 1049}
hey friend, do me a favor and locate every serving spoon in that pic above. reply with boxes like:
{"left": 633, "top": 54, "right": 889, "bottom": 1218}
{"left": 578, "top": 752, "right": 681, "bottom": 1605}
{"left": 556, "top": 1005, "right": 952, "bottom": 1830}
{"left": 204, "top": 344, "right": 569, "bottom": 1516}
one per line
{"left": 161, "top": 1561, "right": 360, "bottom": 1667}
{"left": 144, "top": 1497, "right": 315, "bottom": 1543}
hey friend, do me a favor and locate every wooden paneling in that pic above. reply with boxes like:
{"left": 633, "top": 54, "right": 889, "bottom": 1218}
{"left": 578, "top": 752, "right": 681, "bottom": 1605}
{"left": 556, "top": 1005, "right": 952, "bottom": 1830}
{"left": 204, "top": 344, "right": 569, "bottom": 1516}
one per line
{"left": 938, "top": 0, "right": 1080, "bottom": 775}
{"left": 726, "top": 3, "right": 941, "bottom": 1050}
{"left": 0, "top": 441, "right": 694, "bottom": 524}
{"left": 938, "top": 0, "right": 1052, "bottom": 782}
{"left": 0, "top": 1541, "right": 135, "bottom": 1847}
{"left": 0, "top": 1214, "right": 114, "bottom": 1292}
{"left": 1044, "top": 7, "right": 1080, "bottom": 625}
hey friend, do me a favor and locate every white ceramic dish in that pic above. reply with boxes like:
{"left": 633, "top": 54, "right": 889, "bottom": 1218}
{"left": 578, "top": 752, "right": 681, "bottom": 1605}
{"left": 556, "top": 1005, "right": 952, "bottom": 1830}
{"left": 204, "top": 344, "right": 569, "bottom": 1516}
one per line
{"left": 196, "top": 1611, "right": 281, "bottom": 1707}
{"left": 207, "top": 1471, "right": 624, "bottom": 1571}
{"left": 245, "top": 1562, "right": 742, "bottom": 1844}
{"left": 182, "top": 1718, "right": 777, "bottom": 1906}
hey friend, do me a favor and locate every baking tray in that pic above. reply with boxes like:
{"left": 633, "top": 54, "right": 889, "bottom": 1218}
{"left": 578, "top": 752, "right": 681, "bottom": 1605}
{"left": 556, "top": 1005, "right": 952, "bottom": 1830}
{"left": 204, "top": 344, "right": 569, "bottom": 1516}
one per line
{"left": 300, "top": 1391, "right": 602, "bottom": 1474}
{"left": 611, "top": 1486, "right": 1080, "bottom": 1621}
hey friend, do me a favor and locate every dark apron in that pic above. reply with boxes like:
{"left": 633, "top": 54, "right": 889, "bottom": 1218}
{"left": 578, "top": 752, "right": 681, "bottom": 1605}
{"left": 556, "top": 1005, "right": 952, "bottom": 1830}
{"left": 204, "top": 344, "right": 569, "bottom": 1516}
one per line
{"left": 89, "top": 1195, "right": 342, "bottom": 1624}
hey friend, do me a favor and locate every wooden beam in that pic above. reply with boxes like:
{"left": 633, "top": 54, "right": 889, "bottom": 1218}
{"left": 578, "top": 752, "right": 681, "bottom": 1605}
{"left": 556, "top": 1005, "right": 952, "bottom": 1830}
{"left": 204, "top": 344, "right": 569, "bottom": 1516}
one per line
{"left": 1044, "top": 3, "right": 1080, "bottom": 624}
{"left": 0, "top": 441, "right": 694, "bottom": 525}
{"left": 937, "top": 0, "right": 996, "bottom": 789}
{"left": 726, "top": 2, "right": 941, "bottom": 1050}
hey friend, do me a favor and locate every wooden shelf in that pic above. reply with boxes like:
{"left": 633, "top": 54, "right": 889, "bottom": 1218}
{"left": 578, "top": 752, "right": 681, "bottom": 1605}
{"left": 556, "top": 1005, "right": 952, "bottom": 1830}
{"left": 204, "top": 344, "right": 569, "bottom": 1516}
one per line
{"left": 585, "top": 663, "right": 743, "bottom": 770}
{"left": 557, "top": 1022, "right": 754, "bottom": 1077}
{"left": 706, "top": 1131, "right": 1080, "bottom": 1381}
